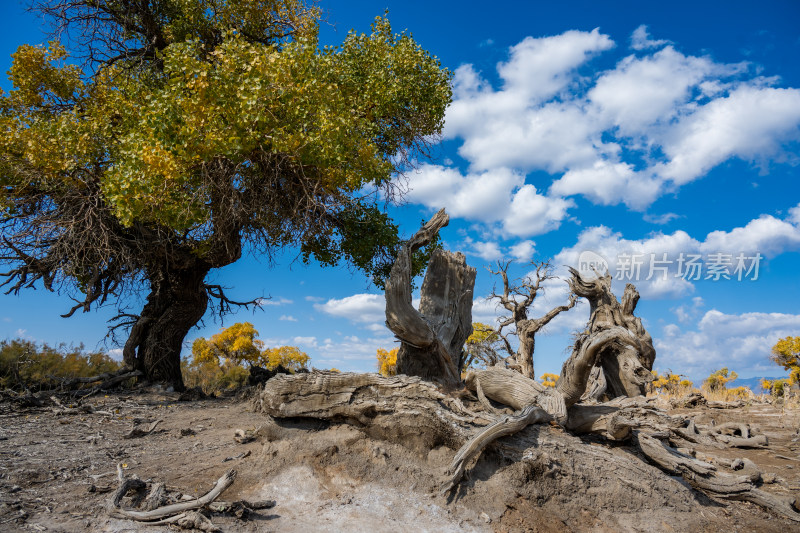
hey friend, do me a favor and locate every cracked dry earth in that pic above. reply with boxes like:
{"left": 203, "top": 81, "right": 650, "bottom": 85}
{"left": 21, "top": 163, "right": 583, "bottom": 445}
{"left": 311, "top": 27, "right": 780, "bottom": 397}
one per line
{"left": 1, "top": 389, "right": 799, "bottom": 532}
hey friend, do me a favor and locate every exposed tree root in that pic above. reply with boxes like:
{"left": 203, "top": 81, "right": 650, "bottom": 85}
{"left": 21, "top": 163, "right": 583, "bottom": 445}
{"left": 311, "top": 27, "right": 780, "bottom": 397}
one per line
{"left": 258, "top": 372, "right": 800, "bottom": 523}
{"left": 636, "top": 433, "right": 800, "bottom": 521}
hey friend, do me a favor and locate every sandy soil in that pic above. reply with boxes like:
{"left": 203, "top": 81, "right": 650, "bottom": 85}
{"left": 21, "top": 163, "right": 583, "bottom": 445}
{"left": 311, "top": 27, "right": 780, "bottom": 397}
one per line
{"left": 1, "top": 388, "right": 798, "bottom": 532}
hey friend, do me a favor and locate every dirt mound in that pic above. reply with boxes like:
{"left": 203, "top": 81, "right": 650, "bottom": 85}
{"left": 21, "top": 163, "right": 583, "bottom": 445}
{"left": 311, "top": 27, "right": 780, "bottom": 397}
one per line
{"left": 0, "top": 390, "right": 798, "bottom": 532}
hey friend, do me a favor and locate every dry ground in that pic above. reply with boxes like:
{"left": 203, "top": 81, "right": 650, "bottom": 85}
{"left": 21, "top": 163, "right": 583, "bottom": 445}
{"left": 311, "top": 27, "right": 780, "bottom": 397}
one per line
{"left": 1, "top": 387, "right": 798, "bottom": 532}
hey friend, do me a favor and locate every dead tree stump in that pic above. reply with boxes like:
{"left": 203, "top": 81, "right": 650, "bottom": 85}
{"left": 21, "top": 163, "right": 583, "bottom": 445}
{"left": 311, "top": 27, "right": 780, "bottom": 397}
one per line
{"left": 384, "top": 209, "right": 476, "bottom": 387}
{"left": 567, "top": 267, "right": 655, "bottom": 400}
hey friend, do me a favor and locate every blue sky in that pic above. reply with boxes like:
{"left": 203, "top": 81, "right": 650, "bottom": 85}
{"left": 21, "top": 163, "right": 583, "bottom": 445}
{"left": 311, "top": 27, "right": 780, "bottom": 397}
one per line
{"left": 1, "top": 1, "right": 799, "bottom": 383}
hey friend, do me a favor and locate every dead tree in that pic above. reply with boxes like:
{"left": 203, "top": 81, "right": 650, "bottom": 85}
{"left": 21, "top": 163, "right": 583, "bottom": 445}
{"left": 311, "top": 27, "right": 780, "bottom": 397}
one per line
{"left": 567, "top": 267, "right": 655, "bottom": 400}
{"left": 255, "top": 235, "right": 799, "bottom": 524}
{"left": 489, "top": 261, "right": 577, "bottom": 379}
{"left": 384, "top": 209, "right": 476, "bottom": 387}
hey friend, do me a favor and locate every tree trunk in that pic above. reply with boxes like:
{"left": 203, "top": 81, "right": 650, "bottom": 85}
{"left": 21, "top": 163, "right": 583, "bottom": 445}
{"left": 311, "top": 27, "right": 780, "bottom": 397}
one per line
{"left": 123, "top": 265, "right": 210, "bottom": 391}
{"left": 513, "top": 324, "right": 536, "bottom": 379}
{"left": 567, "top": 268, "right": 655, "bottom": 400}
{"left": 385, "top": 209, "right": 476, "bottom": 387}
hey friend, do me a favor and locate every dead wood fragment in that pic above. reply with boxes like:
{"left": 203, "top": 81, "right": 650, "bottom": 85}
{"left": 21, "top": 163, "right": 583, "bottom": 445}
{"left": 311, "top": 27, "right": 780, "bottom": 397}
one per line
{"left": 671, "top": 392, "right": 706, "bottom": 408}
{"left": 123, "top": 418, "right": 162, "bottom": 439}
{"left": 110, "top": 469, "right": 236, "bottom": 521}
{"left": 143, "top": 482, "right": 166, "bottom": 511}
{"left": 465, "top": 367, "right": 567, "bottom": 423}
{"left": 147, "top": 511, "right": 219, "bottom": 532}
{"left": 567, "top": 268, "right": 655, "bottom": 399}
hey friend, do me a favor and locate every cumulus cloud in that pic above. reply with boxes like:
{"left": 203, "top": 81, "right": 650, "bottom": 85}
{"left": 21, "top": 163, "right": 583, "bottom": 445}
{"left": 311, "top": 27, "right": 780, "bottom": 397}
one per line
{"left": 293, "top": 336, "right": 317, "bottom": 348}
{"left": 656, "top": 85, "right": 800, "bottom": 185}
{"left": 404, "top": 165, "right": 523, "bottom": 222}
{"left": 630, "top": 25, "right": 671, "bottom": 51}
{"left": 406, "top": 165, "right": 572, "bottom": 238}
{"left": 314, "top": 294, "right": 385, "bottom": 324}
{"left": 510, "top": 240, "right": 536, "bottom": 262}
{"left": 550, "top": 161, "right": 661, "bottom": 209}
{"left": 655, "top": 310, "right": 800, "bottom": 379}
{"left": 279, "top": 315, "right": 298, "bottom": 322}
{"left": 554, "top": 203, "right": 800, "bottom": 298}
{"left": 408, "top": 28, "right": 800, "bottom": 217}
{"left": 463, "top": 238, "right": 503, "bottom": 261}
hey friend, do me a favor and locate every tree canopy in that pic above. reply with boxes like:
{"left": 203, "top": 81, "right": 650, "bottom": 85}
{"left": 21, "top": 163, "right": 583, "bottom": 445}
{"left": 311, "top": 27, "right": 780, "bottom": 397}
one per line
{"left": 0, "top": 1, "right": 451, "bottom": 388}
{"left": 771, "top": 335, "right": 800, "bottom": 385}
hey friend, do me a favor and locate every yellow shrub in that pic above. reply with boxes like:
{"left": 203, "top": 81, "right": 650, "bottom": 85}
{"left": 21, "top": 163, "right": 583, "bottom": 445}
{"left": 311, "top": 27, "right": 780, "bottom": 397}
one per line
{"left": 376, "top": 348, "right": 398, "bottom": 376}
{"left": 540, "top": 373, "right": 559, "bottom": 388}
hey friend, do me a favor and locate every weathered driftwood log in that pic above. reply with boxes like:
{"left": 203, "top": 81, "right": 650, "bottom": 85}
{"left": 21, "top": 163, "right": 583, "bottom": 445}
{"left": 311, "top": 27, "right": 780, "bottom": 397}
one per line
{"left": 257, "top": 372, "right": 798, "bottom": 522}
{"left": 568, "top": 268, "right": 655, "bottom": 399}
{"left": 257, "top": 372, "right": 490, "bottom": 450}
{"left": 465, "top": 367, "right": 567, "bottom": 423}
{"left": 384, "top": 209, "right": 476, "bottom": 387}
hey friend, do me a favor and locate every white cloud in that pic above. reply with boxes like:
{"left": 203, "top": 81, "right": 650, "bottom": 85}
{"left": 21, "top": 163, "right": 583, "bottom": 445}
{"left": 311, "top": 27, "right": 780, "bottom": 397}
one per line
{"left": 405, "top": 165, "right": 523, "bottom": 222}
{"left": 550, "top": 161, "right": 661, "bottom": 209}
{"left": 258, "top": 297, "right": 293, "bottom": 307}
{"left": 279, "top": 315, "right": 298, "bottom": 322}
{"left": 643, "top": 212, "right": 681, "bottom": 225}
{"left": 293, "top": 336, "right": 318, "bottom": 348}
{"left": 315, "top": 294, "right": 385, "bottom": 324}
{"left": 655, "top": 310, "right": 800, "bottom": 379}
{"left": 420, "top": 30, "right": 800, "bottom": 215}
{"left": 464, "top": 239, "right": 503, "bottom": 261}
{"left": 790, "top": 204, "right": 800, "bottom": 225}
{"left": 657, "top": 85, "right": 800, "bottom": 185}
{"left": 554, "top": 205, "right": 800, "bottom": 299}
{"left": 497, "top": 29, "right": 615, "bottom": 100}
{"left": 589, "top": 46, "right": 724, "bottom": 132}
{"left": 108, "top": 348, "right": 123, "bottom": 360}
{"left": 630, "top": 25, "right": 671, "bottom": 51}
{"left": 510, "top": 240, "right": 536, "bottom": 262}
{"left": 405, "top": 165, "right": 572, "bottom": 238}
{"left": 304, "top": 296, "right": 325, "bottom": 302}
{"left": 503, "top": 185, "right": 574, "bottom": 237}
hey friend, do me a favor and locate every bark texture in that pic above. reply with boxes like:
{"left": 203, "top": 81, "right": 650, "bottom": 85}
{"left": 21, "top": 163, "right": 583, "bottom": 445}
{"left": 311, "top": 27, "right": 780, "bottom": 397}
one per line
{"left": 384, "top": 209, "right": 476, "bottom": 387}
{"left": 567, "top": 267, "right": 655, "bottom": 400}
{"left": 123, "top": 265, "right": 211, "bottom": 390}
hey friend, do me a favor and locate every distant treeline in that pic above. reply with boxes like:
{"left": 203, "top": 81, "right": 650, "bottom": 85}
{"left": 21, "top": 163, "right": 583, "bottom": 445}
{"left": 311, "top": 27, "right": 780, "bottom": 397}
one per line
{"left": 0, "top": 338, "right": 122, "bottom": 392}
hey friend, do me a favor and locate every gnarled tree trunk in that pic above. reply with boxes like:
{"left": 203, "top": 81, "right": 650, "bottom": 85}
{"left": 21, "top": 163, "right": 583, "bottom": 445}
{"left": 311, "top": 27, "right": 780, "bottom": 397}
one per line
{"left": 385, "top": 209, "right": 476, "bottom": 387}
{"left": 567, "top": 268, "right": 655, "bottom": 400}
{"left": 123, "top": 264, "right": 211, "bottom": 391}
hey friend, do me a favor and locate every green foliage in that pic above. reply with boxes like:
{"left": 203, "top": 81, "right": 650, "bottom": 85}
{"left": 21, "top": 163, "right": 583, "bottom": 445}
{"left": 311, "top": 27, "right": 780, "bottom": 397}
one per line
{"left": 0, "top": 1, "right": 452, "bottom": 328}
{"left": 0, "top": 338, "right": 122, "bottom": 391}
{"left": 703, "top": 367, "right": 738, "bottom": 392}
{"left": 771, "top": 336, "right": 800, "bottom": 385}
